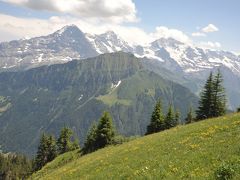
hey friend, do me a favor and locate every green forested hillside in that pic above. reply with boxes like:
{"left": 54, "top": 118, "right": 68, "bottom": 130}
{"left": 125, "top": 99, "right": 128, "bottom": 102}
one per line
{"left": 0, "top": 153, "right": 32, "bottom": 179}
{"left": 32, "top": 113, "right": 240, "bottom": 179}
{"left": 0, "top": 52, "right": 198, "bottom": 155}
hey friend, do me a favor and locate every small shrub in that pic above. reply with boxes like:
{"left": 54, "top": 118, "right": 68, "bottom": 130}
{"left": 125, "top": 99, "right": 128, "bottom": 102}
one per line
{"left": 237, "top": 107, "right": 240, "bottom": 113}
{"left": 112, "top": 135, "right": 139, "bottom": 145}
{"left": 112, "top": 135, "right": 129, "bottom": 145}
{"left": 215, "top": 162, "right": 235, "bottom": 180}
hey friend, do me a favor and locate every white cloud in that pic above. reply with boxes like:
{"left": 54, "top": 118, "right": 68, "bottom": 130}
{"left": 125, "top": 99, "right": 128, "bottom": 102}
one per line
{"left": 0, "top": 14, "right": 224, "bottom": 51}
{"left": 150, "top": 26, "right": 191, "bottom": 44}
{"left": 191, "top": 24, "right": 219, "bottom": 38}
{"left": 0, "top": 1, "right": 223, "bottom": 48}
{"left": 0, "top": 14, "right": 53, "bottom": 40}
{"left": 0, "top": 14, "right": 148, "bottom": 45}
{"left": 199, "top": 41, "right": 221, "bottom": 49}
{"left": 202, "top": 24, "right": 219, "bottom": 33}
{"left": 0, "top": 14, "right": 192, "bottom": 46}
{"left": 191, "top": 32, "right": 206, "bottom": 37}
{"left": 1, "top": 0, "right": 138, "bottom": 23}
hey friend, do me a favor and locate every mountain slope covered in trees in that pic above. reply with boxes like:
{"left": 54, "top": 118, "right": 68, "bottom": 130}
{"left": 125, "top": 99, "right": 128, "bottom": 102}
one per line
{"left": 0, "top": 52, "right": 198, "bottom": 155}
{"left": 32, "top": 113, "right": 240, "bottom": 179}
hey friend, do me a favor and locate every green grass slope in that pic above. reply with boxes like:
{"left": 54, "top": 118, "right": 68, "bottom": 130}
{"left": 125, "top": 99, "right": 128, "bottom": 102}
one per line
{"left": 32, "top": 113, "right": 240, "bottom": 179}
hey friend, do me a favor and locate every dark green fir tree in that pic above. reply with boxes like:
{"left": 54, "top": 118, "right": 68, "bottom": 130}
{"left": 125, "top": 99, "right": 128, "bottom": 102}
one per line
{"left": 212, "top": 70, "right": 226, "bottom": 117}
{"left": 196, "top": 72, "right": 214, "bottom": 120}
{"left": 83, "top": 123, "right": 97, "bottom": 154}
{"left": 57, "top": 127, "right": 79, "bottom": 154}
{"left": 146, "top": 100, "right": 165, "bottom": 134}
{"left": 46, "top": 135, "right": 57, "bottom": 162}
{"left": 185, "top": 106, "right": 195, "bottom": 124}
{"left": 196, "top": 71, "right": 226, "bottom": 120}
{"left": 34, "top": 134, "right": 52, "bottom": 171}
{"left": 165, "top": 105, "right": 177, "bottom": 129}
{"left": 95, "top": 112, "right": 116, "bottom": 149}
{"left": 175, "top": 109, "right": 181, "bottom": 125}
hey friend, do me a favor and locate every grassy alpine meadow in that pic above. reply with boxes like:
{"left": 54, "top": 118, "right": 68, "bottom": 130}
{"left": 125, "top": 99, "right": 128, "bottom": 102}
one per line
{"left": 32, "top": 113, "right": 240, "bottom": 179}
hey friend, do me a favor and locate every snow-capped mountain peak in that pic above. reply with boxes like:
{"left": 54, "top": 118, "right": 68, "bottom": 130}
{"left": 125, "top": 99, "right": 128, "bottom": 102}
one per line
{"left": 0, "top": 24, "right": 240, "bottom": 78}
{"left": 85, "top": 31, "right": 133, "bottom": 54}
{"left": 54, "top": 24, "right": 85, "bottom": 39}
{"left": 102, "top": 31, "right": 118, "bottom": 39}
{"left": 1, "top": 24, "right": 240, "bottom": 109}
{"left": 56, "top": 24, "right": 80, "bottom": 35}
{"left": 152, "top": 37, "right": 184, "bottom": 49}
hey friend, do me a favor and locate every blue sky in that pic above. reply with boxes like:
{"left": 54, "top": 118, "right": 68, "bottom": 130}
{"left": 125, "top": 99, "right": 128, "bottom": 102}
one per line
{"left": 0, "top": 0, "right": 239, "bottom": 53}
{"left": 135, "top": 0, "right": 240, "bottom": 52}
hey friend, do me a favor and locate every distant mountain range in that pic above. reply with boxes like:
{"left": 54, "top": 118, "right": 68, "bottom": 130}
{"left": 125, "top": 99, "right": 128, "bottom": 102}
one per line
{"left": 0, "top": 24, "right": 239, "bottom": 109}
{"left": 1, "top": 24, "right": 239, "bottom": 75}
{"left": 0, "top": 52, "right": 198, "bottom": 155}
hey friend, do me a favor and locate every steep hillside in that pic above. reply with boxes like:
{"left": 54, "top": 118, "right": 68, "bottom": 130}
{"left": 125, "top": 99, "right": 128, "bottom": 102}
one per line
{"left": 32, "top": 113, "right": 240, "bottom": 179}
{"left": 0, "top": 52, "right": 198, "bottom": 155}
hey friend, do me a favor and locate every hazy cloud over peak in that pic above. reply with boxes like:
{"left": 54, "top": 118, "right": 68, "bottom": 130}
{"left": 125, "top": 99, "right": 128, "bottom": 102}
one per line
{"left": 0, "top": 0, "right": 237, "bottom": 52}
{"left": 151, "top": 26, "right": 191, "bottom": 44}
{"left": 2, "top": 0, "right": 138, "bottom": 23}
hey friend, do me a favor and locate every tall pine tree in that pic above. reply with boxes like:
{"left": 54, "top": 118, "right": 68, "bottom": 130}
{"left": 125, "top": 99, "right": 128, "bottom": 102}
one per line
{"left": 95, "top": 112, "right": 116, "bottom": 149}
{"left": 46, "top": 135, "right": 57, "bottom": 162}
{"left": 212, "top": 70, "right": 226, "bottom": 117}
{"left": 196, "top": 70, "right": 226, "bottom": 120}
{"left": 57, "top": 127, "right": 79, "bottom": 154}
{"left": 146, "top": 100, "right": 165, "bottom": 134}
{"left": 82, "top": 123, "right": 97, "bottom": 154}
{"left": 34, "top": 134, "right": 48, "bottom": 171}
{"left": 165, "top": 105, "right": 177, "bottom": 129}
{"left": 185, "top": 106, "right": 194, "bottom": 124}
{"left": 196, "top": 72, "right": 214, "bottom": 120}
{"left": 175, "top": 109, "right": 181, "bottom": 125}
{"left": 34, "top": 134, "right": 57, "bottom": 171}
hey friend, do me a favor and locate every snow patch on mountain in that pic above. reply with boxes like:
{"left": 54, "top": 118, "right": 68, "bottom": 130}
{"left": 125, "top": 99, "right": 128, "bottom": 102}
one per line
{"left": 78, "top": 94, "right": 83, "bottom": 101}
{"left": 111, "top": 80, "right": 121, "bottom": 90}
{"left": 38, "top": 53, "right": 44, "bottom": 62}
